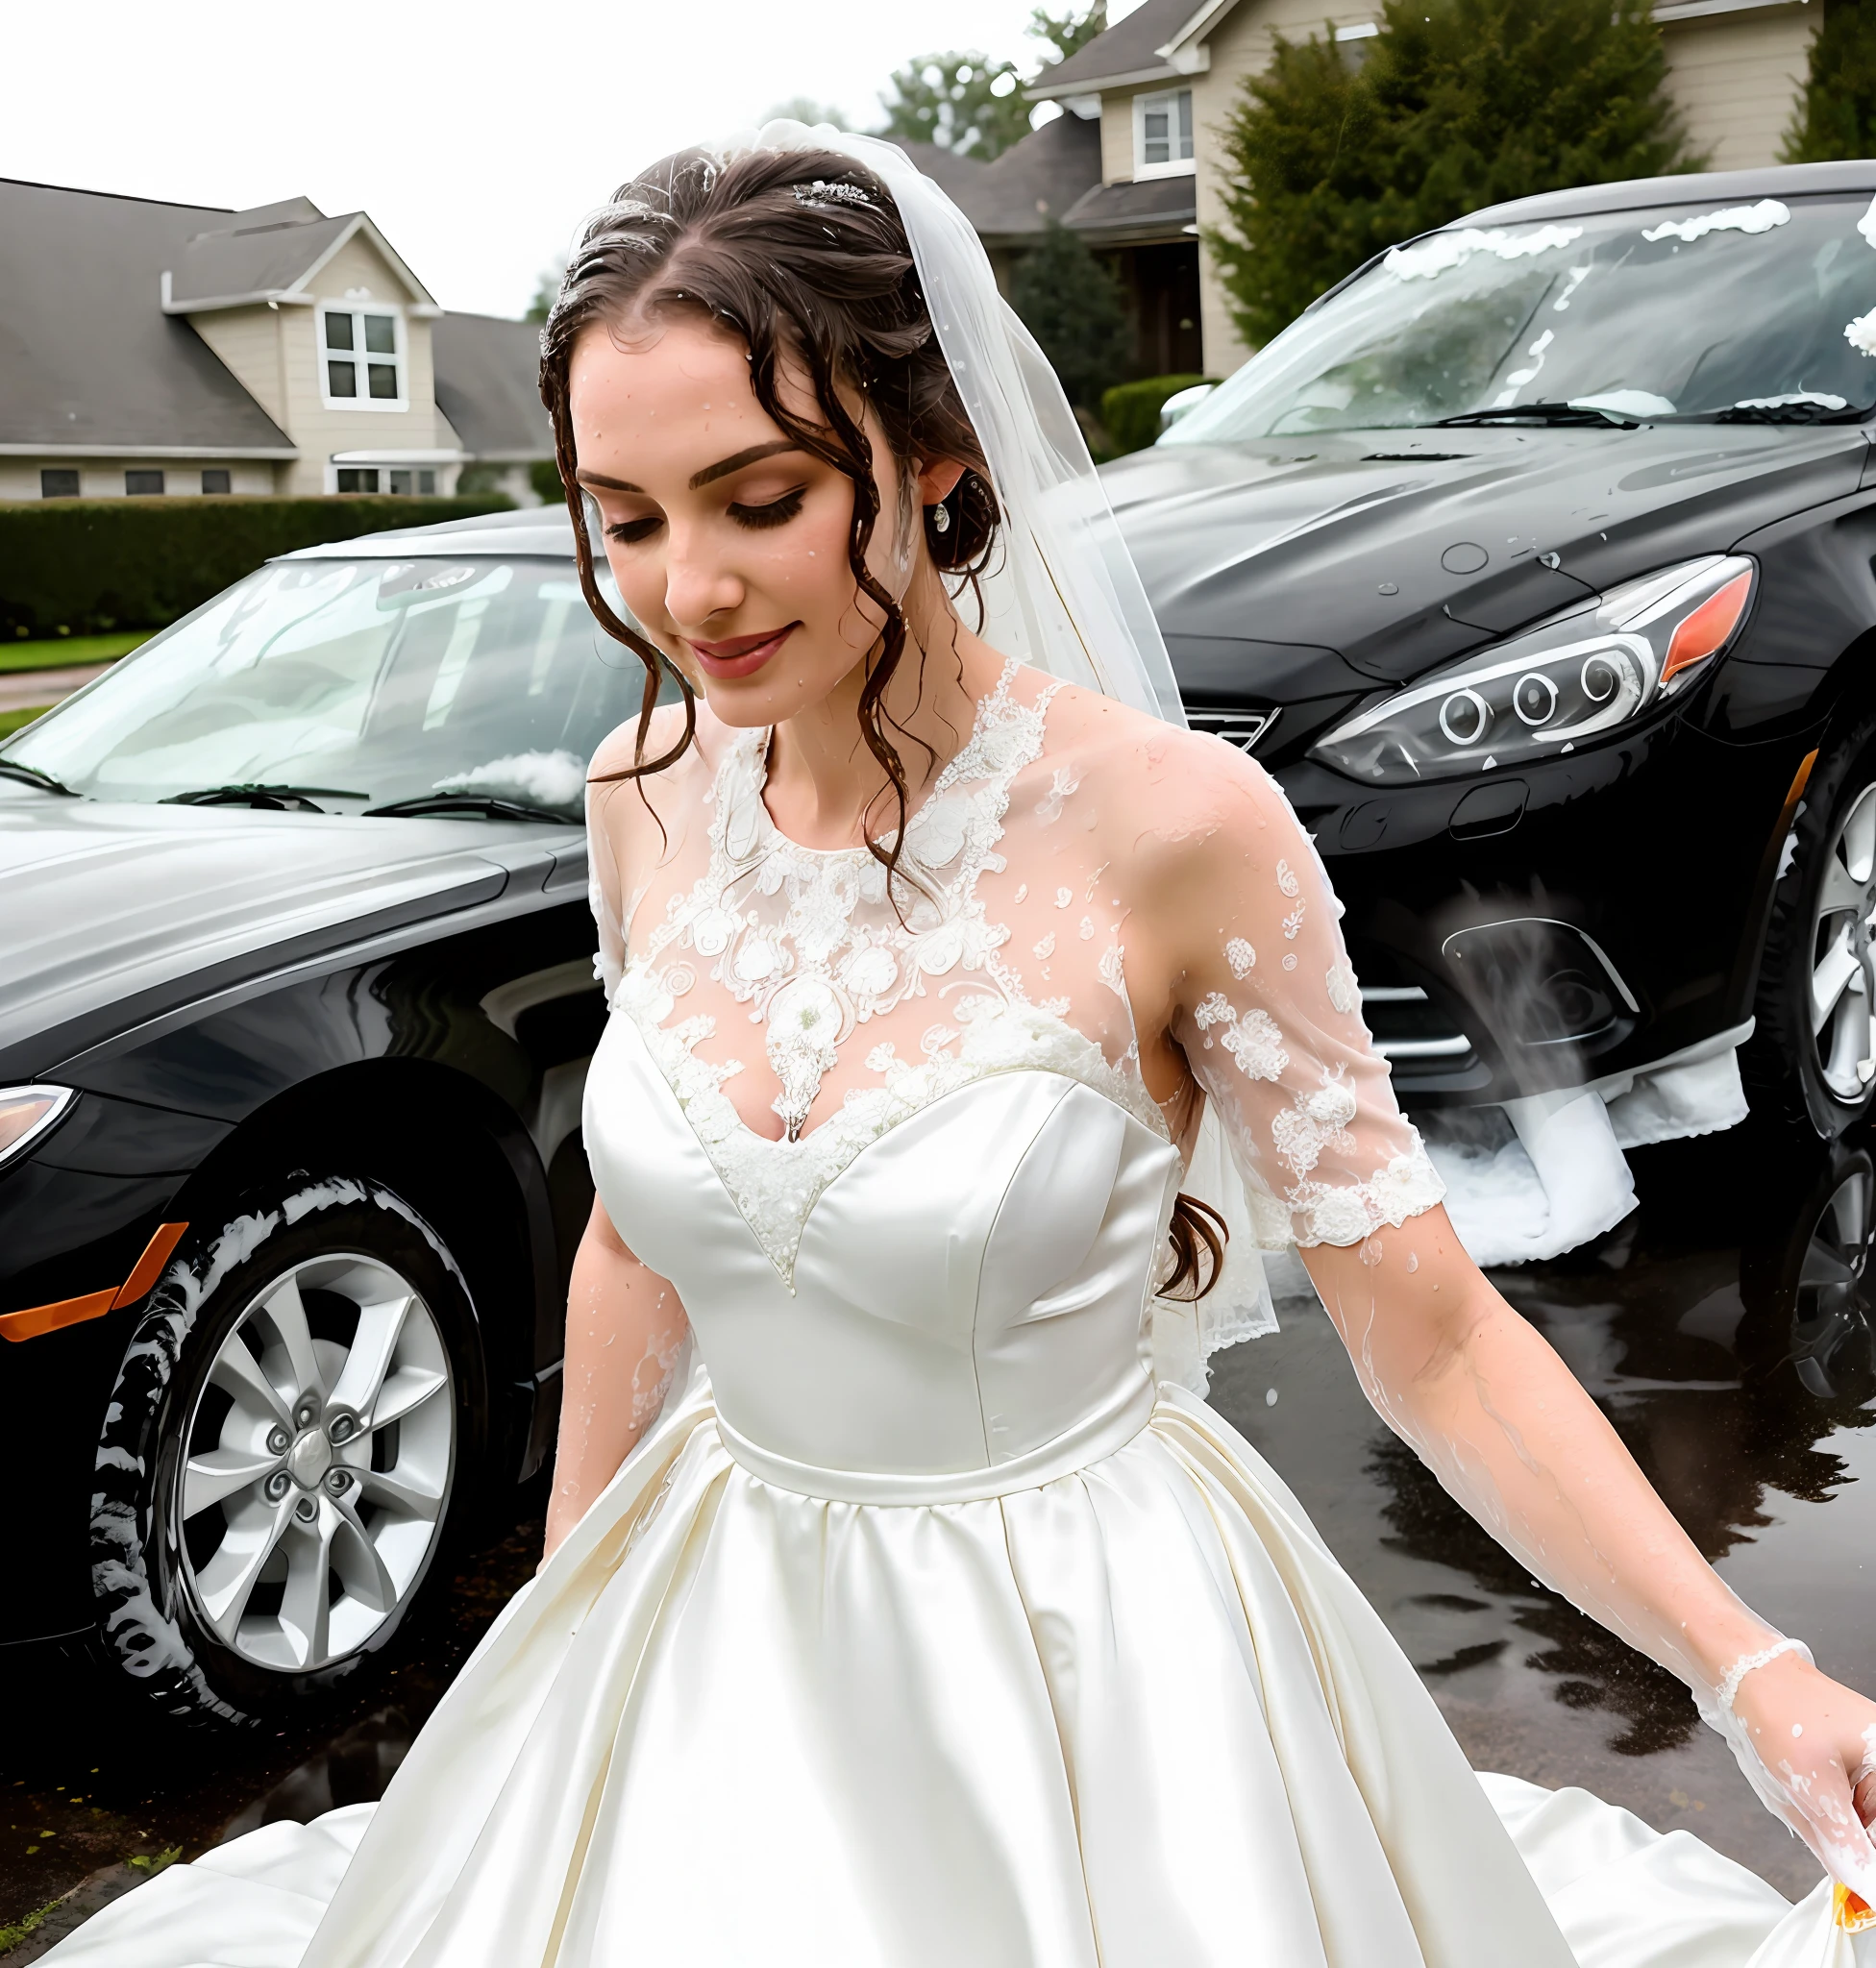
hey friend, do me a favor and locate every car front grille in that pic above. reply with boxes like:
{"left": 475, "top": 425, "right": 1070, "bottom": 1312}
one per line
{"left": 1185, "top": 707, "right": 1280, "bottom": 755}
{"left": 1362, "top": 985, "right": 1475, "bottom": 1061}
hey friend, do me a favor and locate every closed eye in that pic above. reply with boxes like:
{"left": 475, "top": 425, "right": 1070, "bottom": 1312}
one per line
{"left": 728, "top": 486, "right": 806, "bottom": 530}
{"left": 605, "top": 515, "right": 661, "bottom": 545}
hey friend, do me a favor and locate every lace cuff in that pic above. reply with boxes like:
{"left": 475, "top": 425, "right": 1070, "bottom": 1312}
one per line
{"left": 1285, "top": 1138, "right": 1447, "bottom": 1249}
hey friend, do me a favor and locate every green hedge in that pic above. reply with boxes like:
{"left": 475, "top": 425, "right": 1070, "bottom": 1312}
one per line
{"left": 0, "top": 494, "right": 515, "bottom": 638}
{"left": 1099, "top": 375, "right": 1219, "bottom": 457}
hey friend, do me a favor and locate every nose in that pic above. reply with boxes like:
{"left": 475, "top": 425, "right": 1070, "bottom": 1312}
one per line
{"left": 661, "top": 520, "right": 745, "bottom": 637}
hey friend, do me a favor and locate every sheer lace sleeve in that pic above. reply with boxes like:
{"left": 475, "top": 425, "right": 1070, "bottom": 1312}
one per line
{"left": 586, "top": 770, "right": 628, "bottom": 1001}
{"left": 585, "top": 705, "right": 704, "bottom": 1003}
{"left": 1158, "top": 737, "right": 1445, "bottom": 1252}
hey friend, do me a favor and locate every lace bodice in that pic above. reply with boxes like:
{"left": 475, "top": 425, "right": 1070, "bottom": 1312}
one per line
{"left": 586, "top": 658, "right": 1443, "bottom": 1358}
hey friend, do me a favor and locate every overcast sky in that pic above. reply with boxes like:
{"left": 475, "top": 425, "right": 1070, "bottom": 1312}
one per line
{"left": 5, "top": 0, "right": 1143, "bottom": 319}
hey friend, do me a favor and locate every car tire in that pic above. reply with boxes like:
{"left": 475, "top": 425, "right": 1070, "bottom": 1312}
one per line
{"left": 88, "top": 1172, "right": 485, "bottom": 1728}
{"left": 1737, "top": 1142, "right": 1876, "bottom": 1407}
{"left": 1746, "top": 714, "right": 1876, "bottom": 1139}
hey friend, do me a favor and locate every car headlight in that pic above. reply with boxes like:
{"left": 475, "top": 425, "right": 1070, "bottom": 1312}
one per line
{"left": 1310, "top": 554, "right": 1755, "bottom": 786}
{"left": 0, "top": 1085, "right": 75, "bottom": 1170}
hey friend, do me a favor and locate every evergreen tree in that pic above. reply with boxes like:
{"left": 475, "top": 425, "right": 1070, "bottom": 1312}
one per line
{"left": 1783, "top": 2, "right": 1876, "bottom": 161}
{"left": 1010, "top": 220, "right": 1131, "bottom": 410}
{"left": 1209, "top": 0, "right": 1700, "bottom": 350}
{"left": 877, "top": 52, "right": 1032, "bottom": 160}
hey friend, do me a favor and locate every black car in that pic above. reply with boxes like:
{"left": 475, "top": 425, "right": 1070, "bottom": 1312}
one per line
{"left": 0, "top": 508, "right": 650, "bottom": 1723}
{"left": 1108, "top": 160, "right": 1876, "bottom": 1147}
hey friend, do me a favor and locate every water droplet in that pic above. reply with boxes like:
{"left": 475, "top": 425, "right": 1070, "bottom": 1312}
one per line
{"left": 1378, "top": 580, "right": 1399, "bottom": 596}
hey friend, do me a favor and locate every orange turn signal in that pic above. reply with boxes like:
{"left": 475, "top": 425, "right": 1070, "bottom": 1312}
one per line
{"left": 1662, "top": 569, "right": 1753, "bottom": 684}
{"left": 0, "top": 1221, "right": 187, "bottom": 1343}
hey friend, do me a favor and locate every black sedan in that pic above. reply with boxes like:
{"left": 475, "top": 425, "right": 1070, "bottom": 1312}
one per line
{"left": 1110, "top": 159, "right": 1876, "bottom": 1146}
{"left": 0, "top": 508, "right": 648, "bottom": 1724}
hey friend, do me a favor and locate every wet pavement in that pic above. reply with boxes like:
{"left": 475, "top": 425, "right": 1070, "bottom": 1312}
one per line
{"left": 3, "top": 1116, "right": 1873, "bottom": 1942}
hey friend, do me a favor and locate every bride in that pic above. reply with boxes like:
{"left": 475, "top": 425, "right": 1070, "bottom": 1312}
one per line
{"left": 47, "top": 127, "right": 1876, "bottom": 1968}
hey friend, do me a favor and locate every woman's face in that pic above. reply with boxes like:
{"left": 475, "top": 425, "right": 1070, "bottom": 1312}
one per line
{"left": 570, "top": 311, "right": 949, "bottom": 729}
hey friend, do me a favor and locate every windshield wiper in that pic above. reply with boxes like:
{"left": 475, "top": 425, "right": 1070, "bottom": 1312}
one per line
{"left": 1432, "top": 401, "right": 1640, "bottom": 430}
{"left": 1700, "top": 400, "right": 1874, "bottom": 426}
{"left": 0, "top": 758, "right": 78, "bottom": 797}
{"left": 161, "top": 783, "right": 366, "bottom": 813}
{"left": 363, "top": 792, "right": 575, "bottom": 824}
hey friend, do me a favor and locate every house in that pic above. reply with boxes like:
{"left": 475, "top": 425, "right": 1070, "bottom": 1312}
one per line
{"left": 0, "top": 178, "right": 554, "bottom": 504}
{"left": 907, "top": 112, "right": 1202, "bottom": 381}
{"left": 1023, "top": 0, "right": 1824, "bottom": 376}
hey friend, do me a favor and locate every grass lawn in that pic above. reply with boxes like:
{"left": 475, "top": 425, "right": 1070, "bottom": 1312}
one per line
{"left": 0, "top": 704, "right": 51, "bottom": 740}
{"left": 0, "top": 630, "right": 149, "bottom": 673}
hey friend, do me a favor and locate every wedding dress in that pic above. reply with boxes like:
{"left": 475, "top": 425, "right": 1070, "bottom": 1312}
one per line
{"left": 44, "top": 658, "right": 1870, "bottom": 1968}
{"left": 40, "top": 122, "right": 1876, "bottom": 1968}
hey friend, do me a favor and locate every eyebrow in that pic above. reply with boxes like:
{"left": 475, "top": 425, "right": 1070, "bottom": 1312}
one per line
{"left": 574, "top": 439, "right": 802, "bottom": 498}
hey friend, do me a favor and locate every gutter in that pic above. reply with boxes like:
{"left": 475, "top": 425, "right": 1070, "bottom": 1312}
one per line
{"left": 0, "top": 442, "right": 300, "bottom": 459}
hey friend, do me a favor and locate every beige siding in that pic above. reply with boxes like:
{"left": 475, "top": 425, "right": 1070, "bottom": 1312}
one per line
{"left": 1098, "top": 86, "right": 1138, "bottom": 184}
{"left": 187, "top": 305, "right": 289, "bottom": 430}
{"left": 1661, "top": 5, "right": 1814, "bottom": 172}
{"left": 266, "top": 231, "right": 454, "bottom": 496}
{"left": 1188, "top": 1, "right": 1382, "bottom": 374}
{"left": 0, "top": 459, "right": 283, "bottom": 504}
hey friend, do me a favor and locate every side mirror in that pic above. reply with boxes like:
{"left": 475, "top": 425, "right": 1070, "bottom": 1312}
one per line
{"left": 1158, "top": 382, "right": 1218, "bottom": 435}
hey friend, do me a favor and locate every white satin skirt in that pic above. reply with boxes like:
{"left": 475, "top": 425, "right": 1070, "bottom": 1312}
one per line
{"left": 42, "top": 1374, "right": 1870, "bottom": 1968}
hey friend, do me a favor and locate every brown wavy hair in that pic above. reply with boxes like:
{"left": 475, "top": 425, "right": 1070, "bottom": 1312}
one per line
{"left": 537, "top": 143, "right": 1224, "bottom": 1300}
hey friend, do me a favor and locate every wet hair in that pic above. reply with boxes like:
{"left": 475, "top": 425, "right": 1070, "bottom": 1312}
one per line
{"left": 538, "top": 144, "right": 1223, "bottom": 1301}
{"left": 536, "top": 145, "right": 1000, "bottom": 884}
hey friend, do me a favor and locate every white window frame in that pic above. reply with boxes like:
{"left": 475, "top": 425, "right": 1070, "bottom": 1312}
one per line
{"left": 1132, "top": 87, "right": 1195, "bottom": 181}
{"left": 317, "top": 304, "right": 408, "bottom": 411}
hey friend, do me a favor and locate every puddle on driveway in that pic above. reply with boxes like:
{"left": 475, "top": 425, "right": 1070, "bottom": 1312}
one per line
{"left": 4, "top": 1121, "right": 1872, "bottom": 1933}
{"left": 1213, "top": 1119, "right": 1876, "bottom": 1900}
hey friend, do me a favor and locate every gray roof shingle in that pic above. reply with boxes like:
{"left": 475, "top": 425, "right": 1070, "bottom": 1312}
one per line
{"left": 0, "top": 178, "right": 295, "bottom": 455}
{"left": 1027, "top": 0, "right": 1194, "bottom": 96}
{"left": 432, "top": 312, "right": 553, "bottom": 461}
{"left": 1063, "top": 172, "right": 1196, "bottom": 242}
{"left": 961, "top": 114, "right": 1103, "bottom": 243}
{"left": 164, "top": 211, "right": 356, "bottom": 308}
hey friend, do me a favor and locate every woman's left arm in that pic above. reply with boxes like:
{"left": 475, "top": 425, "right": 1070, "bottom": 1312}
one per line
{"left": 1305, "top": 1218, "right": 1876, "bottom": 1895}
{"left": 1129, "top": 727, "right": 1876, "bottom": 1896}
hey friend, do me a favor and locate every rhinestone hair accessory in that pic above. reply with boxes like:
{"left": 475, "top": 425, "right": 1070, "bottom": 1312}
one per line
{"left": 793, "top": 179, "right": 873, "bottom": 209}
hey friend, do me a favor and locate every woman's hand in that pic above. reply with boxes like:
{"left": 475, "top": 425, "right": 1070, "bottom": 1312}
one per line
{"left": 1721, "top": 1649, "right": 1876, "bottom": 1899}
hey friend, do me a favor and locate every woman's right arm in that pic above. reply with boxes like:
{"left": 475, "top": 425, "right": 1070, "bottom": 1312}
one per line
{"left": 542, "top": 1195, "right": 690, "bottom": 1562}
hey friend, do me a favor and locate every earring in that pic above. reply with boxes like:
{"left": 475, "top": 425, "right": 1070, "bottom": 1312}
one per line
{"left": 930, "top": 500, "right": 951, "bottom": 535}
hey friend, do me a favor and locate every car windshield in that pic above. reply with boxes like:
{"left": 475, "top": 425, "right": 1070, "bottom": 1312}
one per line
{"left": 1165, "top": 191, "right": 1876, "bottom": 441}
{"left": 0, "top": 554, "right": 654, "bottom": 816}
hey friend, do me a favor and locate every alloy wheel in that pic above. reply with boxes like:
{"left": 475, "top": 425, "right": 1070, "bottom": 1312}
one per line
{"left": 175, "top": 1253, "right": 455, "bottom": 1673}
{"left": 1809, "top": 781, "right": 1876, "bottom": 1102}
{"left": 1790, "top": 1161, "right": 1876, "bottom": 1400}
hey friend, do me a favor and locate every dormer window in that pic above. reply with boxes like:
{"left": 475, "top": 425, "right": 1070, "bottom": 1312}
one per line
{"left": 320, "top": 308, "right": 406, "bottom": 409}
{"left": 1133, "top": 88, "right": 1195, "bottom": 180}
